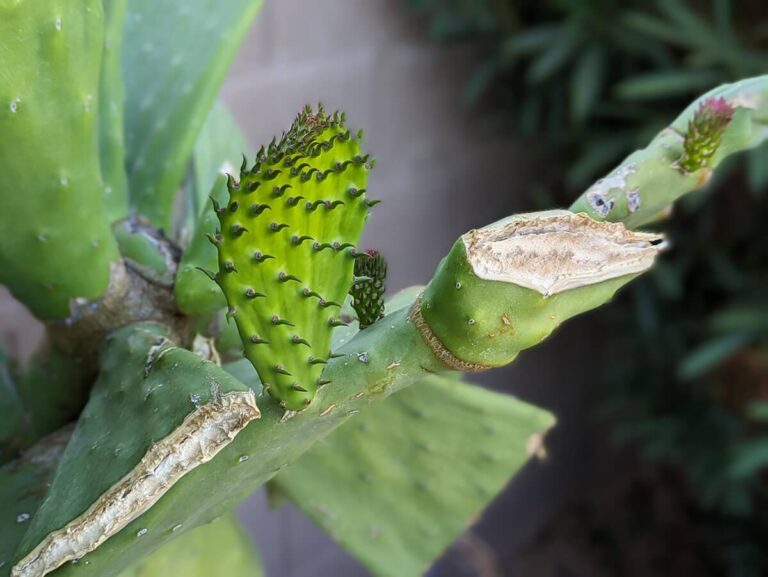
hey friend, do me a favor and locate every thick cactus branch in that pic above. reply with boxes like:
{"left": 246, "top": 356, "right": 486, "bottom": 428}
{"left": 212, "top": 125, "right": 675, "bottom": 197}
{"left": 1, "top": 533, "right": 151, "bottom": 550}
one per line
{"left": 570, "top": 77, "right": 768, "bottom": 229}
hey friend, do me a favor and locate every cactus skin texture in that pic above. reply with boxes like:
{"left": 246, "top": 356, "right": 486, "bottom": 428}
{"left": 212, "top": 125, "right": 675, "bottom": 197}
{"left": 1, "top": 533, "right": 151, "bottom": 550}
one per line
{"left": 0, "top": 427, "right": 73, "bottom": 576}
{"left": 121, "top": 0, "right": 264, "bottom": 230}
{"left": 0, "top": 348, "right": 90, "bottom": 466}
{"left": 13, "top": 324, "right": 259, "bottom": 577}
{"left": 274, "top": 374, "right": 553, "bottom": 577}
{"left": 213, "top": 107, "right": 372, "bottom": 410}
{"left": 0, "top": 0, "right": 120, "bottom": 319}
{"left": 570, "top": 77, "right": 768, "bottom": 229}
{"left": 350, "top": 250, "right": 388, "bottom": 329}
{"left": 98, "top": 0, "right": 130, "bottom": 222}
{"left": 117, "top": 513, "right": 262, "bottom": 577}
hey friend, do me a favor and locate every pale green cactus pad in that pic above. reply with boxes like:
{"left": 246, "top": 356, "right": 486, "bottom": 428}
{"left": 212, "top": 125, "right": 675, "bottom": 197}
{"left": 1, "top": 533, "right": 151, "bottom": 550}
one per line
{"left": 122, "top": 0, "right": 265, "bottom": 229}
{"left": 117, "top": 513, "right": 262, "bottom": 577}
{"left": 274, "top": 375, "right": 554, "bottom": 577}
{"left": 212, "top": 106, "right": 373, "bottom": 410}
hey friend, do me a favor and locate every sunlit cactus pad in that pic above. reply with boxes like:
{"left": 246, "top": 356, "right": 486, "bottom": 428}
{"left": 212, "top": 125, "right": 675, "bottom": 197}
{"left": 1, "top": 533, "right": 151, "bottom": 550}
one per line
{"left": 212, "top": 107, "right": 373, "bottom": 410}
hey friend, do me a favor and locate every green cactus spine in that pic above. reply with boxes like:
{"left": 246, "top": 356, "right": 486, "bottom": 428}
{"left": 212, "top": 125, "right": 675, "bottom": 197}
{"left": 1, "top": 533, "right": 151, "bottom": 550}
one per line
{"left": 212, "top": 106, "right": 373, "bottom": 410}
{"left": 350, "top": 250, "right": 387, "bottom": 329}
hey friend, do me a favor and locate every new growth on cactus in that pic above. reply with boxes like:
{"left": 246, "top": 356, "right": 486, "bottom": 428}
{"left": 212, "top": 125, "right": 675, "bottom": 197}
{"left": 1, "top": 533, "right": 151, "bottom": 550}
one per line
{"left": 678, "top": 97, "right": 735, "bottom": 174}
{"left": 209, "top": 106, "right": 373, "bottom": 410}
{"left": 350, "top": 249, "right": 388, "bottom": 329}
{"left": 2, "top": 3, "right": 768, "bottom": 577}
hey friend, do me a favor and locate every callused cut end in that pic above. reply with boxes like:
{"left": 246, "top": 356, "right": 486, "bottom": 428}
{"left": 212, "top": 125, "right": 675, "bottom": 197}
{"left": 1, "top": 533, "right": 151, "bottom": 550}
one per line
{"left": 463, "top": 210, "right": 665, "bottom": 296}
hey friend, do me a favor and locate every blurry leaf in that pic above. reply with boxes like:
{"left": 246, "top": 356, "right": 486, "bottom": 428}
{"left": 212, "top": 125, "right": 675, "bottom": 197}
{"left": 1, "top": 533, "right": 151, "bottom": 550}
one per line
{"left": 729, "top": 437, "right": 768, "bottom": 478}
{"left": 656, "top": 0, "right": 715, "bottom": 40}
{"left": 678, "top": 333, "right": 752, "bottom": 380}
{"left": 709, "top": 306, "right": 768, "bottom": 335}
{"left": 570, "top": 45, "right": 605, "bottom": 122}
{"left": 565, "top": 133, "right": 629, "bottom": 187}
{"left": 746, "top": 401, "right": 768, "bottom": 423}
{"left": 747, "top": 141, "right": 768, "bottom": 193}
{"left": 500, "top": 25, "right": 563, "bottom": 63}
{"left": 526, "top": 23, "right": 581, "bottom": 85}
{"left": 622, "top": 12, "right": 691, "bottom": 46}
{"left": 614, "top": 70, "right": 719, "bottom": 100}
{"left": 463, "top": 60, "right": 499, "bottom": 106}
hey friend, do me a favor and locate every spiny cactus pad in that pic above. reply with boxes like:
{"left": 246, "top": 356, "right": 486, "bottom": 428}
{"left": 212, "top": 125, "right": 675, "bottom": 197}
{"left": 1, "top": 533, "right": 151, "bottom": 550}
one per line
{"left": 212, "top": 107, "right": 373, "bottom": 410}
{"left": 13, "top": 324, "right": 259, "bottom": 577}
{"left": 275, "top": 375, "right": 554, "bottom": 577}
{"left": 116, "top": 513, "right": 262, "bottom": 577}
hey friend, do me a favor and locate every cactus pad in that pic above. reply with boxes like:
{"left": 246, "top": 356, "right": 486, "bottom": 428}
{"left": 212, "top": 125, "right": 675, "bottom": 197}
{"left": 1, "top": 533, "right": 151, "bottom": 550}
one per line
{"left": 117, "top": 513, "right": 262, "bottom": 577}
{"left": 13, "top": 324, "right": 259, "bottom": 577}
{"left": 0, "top": 0, "right": 120, "bottom": 318}
{"left": 274, "top": 375, "right": 554, "bottom": 577}
{"left": 213, "top": 106, "right": 373, "bottom": 410}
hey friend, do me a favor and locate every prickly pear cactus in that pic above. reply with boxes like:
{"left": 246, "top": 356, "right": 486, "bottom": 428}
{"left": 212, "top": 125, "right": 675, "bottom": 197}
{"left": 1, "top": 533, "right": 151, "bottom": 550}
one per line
{"left": 1, "top": 4, "right": 768, "bottom": 575}
{"left": 211, "top": 107, "right": 374, "bottom": 410}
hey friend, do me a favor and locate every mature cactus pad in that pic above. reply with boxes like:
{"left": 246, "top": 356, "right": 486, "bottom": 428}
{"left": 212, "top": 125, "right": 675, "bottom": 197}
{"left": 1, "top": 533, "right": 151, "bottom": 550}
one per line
{"left": 213, "top": 107, "right": 372, "bottom": 410}
{"left": 13, "top": 325, "right": 259, "bottom": 577}
{"left": 275, "top": 375, "right": 554, "bottom": 577}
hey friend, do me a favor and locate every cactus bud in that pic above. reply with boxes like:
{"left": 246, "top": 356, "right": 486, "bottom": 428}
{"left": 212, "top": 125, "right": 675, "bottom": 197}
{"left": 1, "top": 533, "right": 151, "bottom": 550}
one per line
{"left": 678, "top": 97, "right": 734, "bottom": 173}
{"left": 350, "top": 250, "right": 387, "bottom": 329}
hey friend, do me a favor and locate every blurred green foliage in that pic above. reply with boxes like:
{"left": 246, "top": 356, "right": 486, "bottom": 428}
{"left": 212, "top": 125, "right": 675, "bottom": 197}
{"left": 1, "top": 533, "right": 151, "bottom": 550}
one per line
{"left": 406, "top": 0, "right": 768, "bottom": 188}
{"left": 409, "top": 0, "right": 768, "bottom": 574}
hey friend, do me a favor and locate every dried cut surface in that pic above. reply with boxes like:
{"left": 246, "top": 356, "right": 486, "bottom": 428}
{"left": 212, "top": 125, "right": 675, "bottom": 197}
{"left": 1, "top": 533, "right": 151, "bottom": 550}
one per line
{"left": 464, "top": 211, "right": 664, "bottom": 296}
{"left": 11, "top": 391, "right": 259, "bottom": 577}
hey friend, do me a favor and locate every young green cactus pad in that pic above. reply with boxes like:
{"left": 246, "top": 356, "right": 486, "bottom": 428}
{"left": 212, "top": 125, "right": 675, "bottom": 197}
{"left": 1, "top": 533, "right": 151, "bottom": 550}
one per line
{"left": 0, "top": 0, "right": 120, "bottom": 318}
{"left": 117, "top": 513, "right": 262, "bottom": 577}
{"left": 570, "top": 77, "right": 768, "bottom": 229}
{"left": 350, "top": 250, "right": 388, "bottom": 329}
{"left": 414, "top": 211, "right": 664, "bottom": 370}
{"left": 213, "top": 106, "right": 373, "bottom": 410}
{"left": 12, "top": 324, "right": 259, "bottom": 577}
{"left": 274, "top": 375, "right": 554, "bottom": 577}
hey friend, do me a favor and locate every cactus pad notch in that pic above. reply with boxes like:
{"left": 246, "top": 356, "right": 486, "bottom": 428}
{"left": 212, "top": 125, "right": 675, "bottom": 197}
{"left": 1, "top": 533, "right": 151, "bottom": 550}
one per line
{"left": 212, "top": 106, "right": 374, "bottom": 410}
